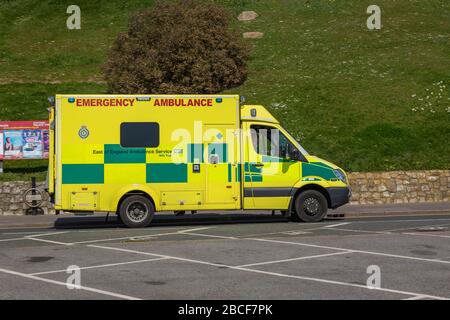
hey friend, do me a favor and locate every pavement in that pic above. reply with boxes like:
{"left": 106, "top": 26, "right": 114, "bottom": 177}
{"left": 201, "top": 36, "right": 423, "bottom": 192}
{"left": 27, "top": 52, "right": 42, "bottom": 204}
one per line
{"left": 0, "top": 209, "right": 449, "bottom": 300}
{"left": 1, "top": 202, "right": 450, "bottom": 228}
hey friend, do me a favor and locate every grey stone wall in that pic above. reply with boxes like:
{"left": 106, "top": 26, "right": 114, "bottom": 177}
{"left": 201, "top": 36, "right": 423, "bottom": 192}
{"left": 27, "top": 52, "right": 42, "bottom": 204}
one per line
{"left": 0, "top": 170, "right": 449, "bottom": 214}
{"left": 0, "top": 181, "right": 54, "bottom": 215}
{"left": 349, "top": 170, "right": 450, "bottom": 204}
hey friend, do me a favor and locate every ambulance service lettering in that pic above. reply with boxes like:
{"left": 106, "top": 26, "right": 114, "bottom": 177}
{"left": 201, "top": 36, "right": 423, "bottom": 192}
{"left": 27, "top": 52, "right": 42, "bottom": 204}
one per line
{"left": 154, "top": 98, "right": 213, "bottom": 107}
{"left": 75, "top": 98, "right": 135, "bottom": 107}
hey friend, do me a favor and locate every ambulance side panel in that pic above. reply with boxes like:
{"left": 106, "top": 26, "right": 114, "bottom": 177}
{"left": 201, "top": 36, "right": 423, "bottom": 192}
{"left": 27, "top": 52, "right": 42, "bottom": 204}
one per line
{"left": 54, "top": 95, "right": 241, "bottom": 213}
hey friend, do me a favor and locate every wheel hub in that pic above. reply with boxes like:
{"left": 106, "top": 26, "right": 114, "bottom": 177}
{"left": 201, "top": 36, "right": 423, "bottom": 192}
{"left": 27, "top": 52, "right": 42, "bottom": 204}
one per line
{"left": 126, "top": 202, "right": 148, "bottom": 223}
{"left": 303, "top": 197, "right": 320, "bottom": 216}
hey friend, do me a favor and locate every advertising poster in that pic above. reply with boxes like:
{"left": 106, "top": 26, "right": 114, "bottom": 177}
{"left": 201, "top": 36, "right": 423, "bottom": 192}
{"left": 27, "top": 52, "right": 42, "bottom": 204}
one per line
{"left": 0, "top": 131, "right": 3, "bottom": 160}
{"left": 0, "top": 121, "right": 49, "bottom": 160}
{"left": 3, "top": 130, "right": 24, "bottom": 159}
{"left": 43, "top": 130, "right": 49, "bottom": 158}
{"left": 22, "top": 129, "right": 43, "bottom": 159}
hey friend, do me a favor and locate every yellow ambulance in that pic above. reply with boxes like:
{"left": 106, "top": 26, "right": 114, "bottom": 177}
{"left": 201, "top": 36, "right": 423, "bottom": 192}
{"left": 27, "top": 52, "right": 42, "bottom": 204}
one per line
{"left": 47, "top": 95, "right": 350, "bottom": 227}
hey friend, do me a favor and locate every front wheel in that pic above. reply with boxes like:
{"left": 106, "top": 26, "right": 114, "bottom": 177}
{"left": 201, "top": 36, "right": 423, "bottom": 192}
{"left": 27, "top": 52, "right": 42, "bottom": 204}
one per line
{"left": 293, "top": 190, "right": 328, "bottom": 222}
{"left": 119, "top": 195, "right": 154, "bottom": 228}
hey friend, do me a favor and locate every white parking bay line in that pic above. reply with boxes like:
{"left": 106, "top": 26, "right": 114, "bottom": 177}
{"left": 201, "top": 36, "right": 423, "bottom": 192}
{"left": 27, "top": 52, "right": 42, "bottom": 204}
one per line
{"left": 322, "top": 222, "right": 350, "bottom": 228}
{"left": 71, "top": 226, "right": 215, "bottom": 245}
{"left": 0, "top": 237, "right": 31, "bottom": 242}
{"left": 403, "top": 295, "right": 429, "bottom": 300}
{"left": 247, "top": 238, "right": 450, "bottom": 265}
{"left": 0, "top": 267, "right": 141, "bottom": 300}
{"left": 22, "top": 231, "right": 73, "bottom": 246}
{"left": 25, "top": 231, "right": 70, "bottom": 238}
{"left": 89, "top": 244, "right": 449, "bottom": 300}
{"left": 236, "top": 251, "right": 354, "bottom": 268}
{"left": 29, "top": 257, "right": 169, "bottom": 276}
{"left": 183, "top": 233, "right": 237, "bottom": 240}
{"left": 27, "top": 237, "right": 73, "bottom": 246}
{"left": 403, "top": 232, "right": 450, "bottom": 239}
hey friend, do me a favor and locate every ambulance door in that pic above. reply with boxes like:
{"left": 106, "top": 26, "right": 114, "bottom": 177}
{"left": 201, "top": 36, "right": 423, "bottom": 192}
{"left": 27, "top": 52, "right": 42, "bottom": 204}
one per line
{"left": 203, "top": 124, "right": 239, "bottom": 206}
{"left": 243, "top": 122, "right": 301, "bottom": 209}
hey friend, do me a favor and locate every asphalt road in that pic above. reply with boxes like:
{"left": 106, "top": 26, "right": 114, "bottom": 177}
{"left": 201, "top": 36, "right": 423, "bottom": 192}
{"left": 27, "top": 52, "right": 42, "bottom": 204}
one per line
{"left": 0, "top": 213, "right": 449, "bottom": 300}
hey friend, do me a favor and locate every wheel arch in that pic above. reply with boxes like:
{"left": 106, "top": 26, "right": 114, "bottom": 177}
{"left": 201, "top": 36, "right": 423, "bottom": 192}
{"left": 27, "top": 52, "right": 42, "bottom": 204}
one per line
{"left": 290, "top": 183, "right": 331, "bottom": 210}
{"left": 112, "top": 185, "right": 159, "bottom": 213}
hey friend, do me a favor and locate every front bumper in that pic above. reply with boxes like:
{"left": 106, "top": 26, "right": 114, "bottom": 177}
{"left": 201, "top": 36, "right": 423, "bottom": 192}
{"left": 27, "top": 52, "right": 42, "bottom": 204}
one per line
{"left": 327, "top": 187, "right": 351, "bottom": 209}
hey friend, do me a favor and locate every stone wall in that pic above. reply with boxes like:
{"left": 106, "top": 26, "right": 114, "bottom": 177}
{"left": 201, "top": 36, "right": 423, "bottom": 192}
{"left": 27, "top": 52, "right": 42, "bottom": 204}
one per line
{"left": 0, "top": 170, "right": 449, "bottom": 214}
{"left": 348, "top": 170, "right": 450, "bottom": 204}
{"left": 0, "top": 181, "right": 54, "bottom": 215}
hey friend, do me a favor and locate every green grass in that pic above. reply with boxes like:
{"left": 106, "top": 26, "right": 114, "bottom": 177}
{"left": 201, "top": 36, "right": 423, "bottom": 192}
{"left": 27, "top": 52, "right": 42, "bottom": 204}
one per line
{"left": 0, "top": 0, "right": 449, "bottom": 180}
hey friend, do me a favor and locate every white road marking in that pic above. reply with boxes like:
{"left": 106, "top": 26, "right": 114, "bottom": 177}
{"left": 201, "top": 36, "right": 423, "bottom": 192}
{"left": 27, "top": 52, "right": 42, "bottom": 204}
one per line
{"left": 236, "top": 251, "right": 354, "bottom": 268}
{"left": 89, "top": 244, "right": 449, "bottom": 300}
{"left": 29, "top": 257, "right": 169, "bottom": 276}
{"left": 330, "top": 228, "right": 392, "bottom": 235}
{"left": 403, "top": 295, "right": 429, "bottom": 300}
{"left": 71, "top": 227, "right": 214, "bottom": 245}
{"left": 2, "top": 231, "right": 49, "bottom": 235}
{"left": 322, "top": 222, "right": 350, "bottom": 228}
{"left": 348, "top": 217, "right": 450, "bottom": 225}
{"left": 27, "top": 237, "right": 73, "bottom": 246}
{"left": 280, "top": 231, "right": 311, "bottom": 236}
{"left": 24, "top": 231, "right": 69, "bottom": 238}
{"left": 15, "top": 231, "right": 74, "bottom": 245}
{"left": 178, "top": 227, "right": 215, "bottom": 233}
{"left": 246, "top": 238, "right": 450, "bottom": 265}
{"left": 0, "top": 267, "right": 141, "bottom": 300}
{"left": 184, "top": 233, "right": 237, "bottom": 239}
{"left": 0, "top": 237, "right": 30, "bottom": 242}
{"left": 89, "top": 244, "right": 227, "bottom": 267}
{"left": 403, "top": 232, "right": 450, "bottom": 239}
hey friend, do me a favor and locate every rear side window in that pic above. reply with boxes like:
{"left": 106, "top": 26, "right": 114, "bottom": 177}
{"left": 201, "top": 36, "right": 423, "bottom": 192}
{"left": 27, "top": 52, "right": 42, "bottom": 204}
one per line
{"left": 120, "top": 122, "right": 159, "bottom": 148}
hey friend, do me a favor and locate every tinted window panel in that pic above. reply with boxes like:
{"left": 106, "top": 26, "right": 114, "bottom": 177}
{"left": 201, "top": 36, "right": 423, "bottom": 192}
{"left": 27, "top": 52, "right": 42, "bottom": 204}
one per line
{"left": 120, "top": 122, "right": 159, "bottom": 148}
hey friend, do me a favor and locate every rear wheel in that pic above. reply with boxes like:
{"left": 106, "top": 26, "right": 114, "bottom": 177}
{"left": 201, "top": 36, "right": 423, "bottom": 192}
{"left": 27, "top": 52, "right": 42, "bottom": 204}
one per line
{"left": 119, "top": 195, "right": 154, "bottom": 228}
{"left": 294, "top": 190, "right": 328, "bottom": 222}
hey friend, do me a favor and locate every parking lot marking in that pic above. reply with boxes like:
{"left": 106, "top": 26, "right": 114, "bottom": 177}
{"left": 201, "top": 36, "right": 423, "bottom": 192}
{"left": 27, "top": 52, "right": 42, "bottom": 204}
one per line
{"left": 0, "top": 266, "right": 141, "bottom": 300}
{"left": 70, "top": 226, "right": 215, "bottom": 245}
{"left": 0, "top": 237, "right": 31, "bottom": 242}
{"left": 236, "top": 251, "right": 354, "bottom": 268}
{"left": 178, "top": 227, "right": 215, "bottom": 233}
{"left": 328, "top": 228, "right": 392, "bottom": 235}
{"left": 89, "top": 244, "right": 228, "bottom": 268}
{"left": 247, "top": 238, "right": 450, "bottom": 265}
{"left": 27, "top": 237, "right": 73, "bottom": 246}
{"left": 29, "top": 257, "right": 170, "bottom": 276}
{"left": 24, "top": 231, "right": 69, "bottom": 238}
{"left": 88, "top": 244, "right": 449, "bottom": 300}
{"left": 348, "top": 217, "right": 450, "bottom": 225}
{"left": 403, "top": 295, "right": 429, "bottom": 300}
{"left": 322, "top": 222, "right": 350, "bottom": 228}
{"left": 2, "top": 231, "right": 51, "bottom": 235}
{"left": 402, "top": 232, "right": 450, "bottom": 239}
{"left": 184, "top": 233, "right": 237, "bottom": 239}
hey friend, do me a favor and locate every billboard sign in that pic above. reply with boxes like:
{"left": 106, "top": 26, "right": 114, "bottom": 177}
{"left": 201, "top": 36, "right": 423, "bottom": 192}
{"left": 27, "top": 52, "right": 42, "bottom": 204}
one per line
{"left": 0, "top": 121, "right": 49, "bottom": 160}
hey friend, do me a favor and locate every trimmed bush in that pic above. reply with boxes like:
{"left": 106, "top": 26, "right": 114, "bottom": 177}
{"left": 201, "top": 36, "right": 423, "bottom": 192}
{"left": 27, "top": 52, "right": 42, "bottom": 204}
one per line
{"left": 104, "top": 0, "right": 250, "bottom": 94}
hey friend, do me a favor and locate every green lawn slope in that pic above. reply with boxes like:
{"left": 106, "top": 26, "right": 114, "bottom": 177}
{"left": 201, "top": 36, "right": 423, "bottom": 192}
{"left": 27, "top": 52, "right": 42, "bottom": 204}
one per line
{"left": 0, "top": 0, "right": 449, "bottom": 181}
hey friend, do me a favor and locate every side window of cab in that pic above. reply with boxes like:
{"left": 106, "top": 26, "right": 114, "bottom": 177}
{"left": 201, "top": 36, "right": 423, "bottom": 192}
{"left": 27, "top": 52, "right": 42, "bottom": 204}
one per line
{"left": 250, "top": 125, "right": 303, "bottom": 161}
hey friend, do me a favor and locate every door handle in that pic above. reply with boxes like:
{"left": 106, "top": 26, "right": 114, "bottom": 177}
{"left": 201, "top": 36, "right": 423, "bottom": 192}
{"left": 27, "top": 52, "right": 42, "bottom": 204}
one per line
{"left": 252, "top": 162, "right": 264, "bottom": 168}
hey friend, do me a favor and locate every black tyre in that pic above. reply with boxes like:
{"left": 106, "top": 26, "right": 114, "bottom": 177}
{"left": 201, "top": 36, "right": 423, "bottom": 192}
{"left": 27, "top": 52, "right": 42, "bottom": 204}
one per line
{"left": 119, "top": 195, "right": 154, "bottom": 228}
{"left": 294, "top": 190, "right": 328, "bottom": 222}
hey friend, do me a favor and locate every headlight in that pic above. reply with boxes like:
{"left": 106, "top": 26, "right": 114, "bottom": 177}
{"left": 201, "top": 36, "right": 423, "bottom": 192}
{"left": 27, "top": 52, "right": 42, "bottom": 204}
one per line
{"left": 333, "top": 169, "right": 347, "bottom": 183}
